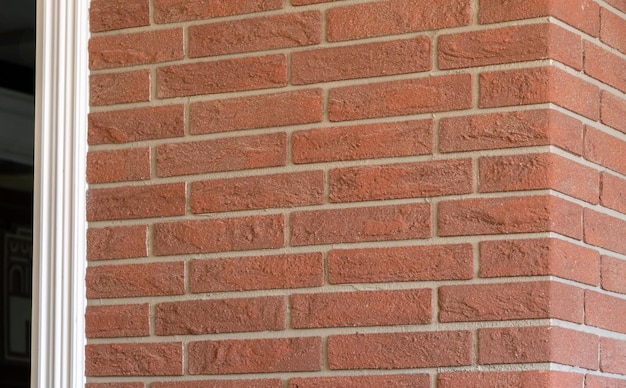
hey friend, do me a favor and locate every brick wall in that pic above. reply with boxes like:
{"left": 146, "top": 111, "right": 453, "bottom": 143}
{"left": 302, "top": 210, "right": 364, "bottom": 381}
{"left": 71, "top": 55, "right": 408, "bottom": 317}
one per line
{"left": 85, "top": 0, "right": 626, "bottom": 386}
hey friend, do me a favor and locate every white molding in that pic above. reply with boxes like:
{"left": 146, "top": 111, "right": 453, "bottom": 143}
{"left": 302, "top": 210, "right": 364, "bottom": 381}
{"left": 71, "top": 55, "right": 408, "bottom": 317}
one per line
{"left": 31, "top": 0, "right": 88, "bottom": 386}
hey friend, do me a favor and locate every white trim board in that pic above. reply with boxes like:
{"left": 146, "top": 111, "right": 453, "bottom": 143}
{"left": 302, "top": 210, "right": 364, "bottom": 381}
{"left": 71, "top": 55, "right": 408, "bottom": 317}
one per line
{"left": 31, "top": 0, "right": 88, "bottom": 386}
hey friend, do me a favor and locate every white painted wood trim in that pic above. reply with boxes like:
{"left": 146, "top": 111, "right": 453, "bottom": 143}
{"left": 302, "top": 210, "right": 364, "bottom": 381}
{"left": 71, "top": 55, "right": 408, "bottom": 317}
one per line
{"left": 31, "top": 0, "right": 89, "bottom": 386}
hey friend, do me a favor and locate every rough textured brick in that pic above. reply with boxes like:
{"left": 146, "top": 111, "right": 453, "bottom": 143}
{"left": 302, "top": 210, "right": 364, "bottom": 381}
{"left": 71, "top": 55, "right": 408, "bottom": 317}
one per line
{"left": 291, "top": 204, "right": 431, "bottom": 246}
{"left": 154, "top": 215, "right": 285, "bottom": 256}
{"left": 605, "top": 0, "right": 626, "bottom": 13}
{"left": 601, "top": 337, "right": 626, "bottom": 374}
{"left": 155, "top": 296, "right": 286, "bottom": 335}
{"left": 292, "top": 0, "right": 345, "bottom": 4}
{"left": 86, "top": 262, "right": 185, "bottom": 299}
{"left": 87, "top": 225, "right": 148, "bottom": 261}
{"left": 439, "top": 371, "right": 584, "bottom": 388}
{"left": 479, "top": 0, "right": 600, "bottom": 36}
{"left": 479, "top": 238, "right": 600, "bottom": 286}
{"left": 329, "top": 74, "right": 472, "bottom": 121}
{"left": 585, "top": 126, "right": 626, "bottom": 176}
{"left": 86, "top": 304, "right": 149, "bottom": 338}
{"left": 288, "top": 375, "right": 430, "bottom": 388}
{"left": 87, "top": 384, "right": 144, "bottom": 388}
{"left": 586, "top": 290, "right": 626, "bottom": 334}
{"left": 87, "top": 148, "right": 151, "bottom": 183}
{"left": 601, "top": 8, "right": 626, "bottom": 55}
{"left": 330, "top": 159, "right": 472, "bottom": 203}
{"left": 328, "top": 331, "right": 472, "bottom": 369}
{"left": 292, "top": 119, "right": 433, "bottom": 164}
{"left": 190, "top": 253, "right": 324, "bottom": 293}
{"left": 190, "top": 12, "right": 321, "bottom": 57}
{"left": 479, "top": 153, "right": 599, "bottom": 204}
{"left": 584, "top": 41, "right": 626, "bottom": 93}
{"left": 89, "top": 29, "right": 183, "bottom": 70}
{"left": 439, "top": 281, "right": 583, "bottom": 323}
{"left": 601, "top": 172, "right": 626, "bottom": 214}
{"left": 88, "top": 105, "right": 184, "bottom": 145}
{"left": 157, "top": 133, "right": 286, "bottom": 177}
{"left": 328, "top": 244, "right": 474, "bottom": 284}
{"left": 478, "top": 326, "right": 598, "bottom": 369}
{"left": 327, "top": 0, "right": 471, "bottom": 42}
{"left": 480, "top": 66, "right": 600, "bottom": 120}
{"left": 188, "top": 337, "right": 322, "bottom": 374}
{"left": 439, "top": 23, "right": 581, "bottom": 70}
{"left": 586, "top": 375, "right": 626, "bottom": 388}
{"left": 153, "top": 0, "right": 284, "bottom": 23}
{"left": 291, "top": 289, "right": 432, "bottom": 328}
{"left": 152, "top": 381, "right": 281, "bottom": 388}
{"left": 601, "top": 90, "right": 626, "bottom": 134}
{"left": 90, "top": 0, "right": 149, "bottom": 32}
{"left": 439, "top": 195, "right": 582, "bottom": 239}
{"left": 602, "top": 256, "right": 626, "bottom": 294}
{"left": 292, "top": 37, "right": 431, "bottom": 84}
{"left": 85, "top": 343, "right": 183, "bottom": 376}
{"left": 87, "top": 183, "right": 186, "bottom": 221}
{"left": 191, "top": 171, "right": 324, "bottom": 213}
{"left": 584, "top": 208, "right": 626, "bottom": 255}
{"left": 157, "top": 55, "right": 287, "bottom": 98}
{"left": 90, "top": 70, "right": 150, "bottom": 106}
{"left": 439, "top": 109, "right": 583, "bottom": 155}
{"left": 190, "top": 90, "right": 323, "bottom": 135}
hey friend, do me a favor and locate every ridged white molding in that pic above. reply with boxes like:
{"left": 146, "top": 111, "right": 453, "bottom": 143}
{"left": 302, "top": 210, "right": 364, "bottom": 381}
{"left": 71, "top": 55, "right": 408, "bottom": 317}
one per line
{"left": 31, "top": 0, "right": 88, "bottom": 386}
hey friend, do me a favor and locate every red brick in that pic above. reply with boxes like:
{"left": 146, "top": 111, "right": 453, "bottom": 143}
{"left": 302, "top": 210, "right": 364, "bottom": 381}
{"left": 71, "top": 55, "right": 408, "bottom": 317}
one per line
{"left": 439, "top": 23, "right": 581, "bottom": 70}
{"left": 157, "top": 55, "right": 287, "bottom": 98}
{"left": 602, "top": 256, "right": 626, "bottom": 294}
{"left": 586, "top": 290, "right": 626, "bottom": 334}
{"left": 479, "top": 0, "right": 600, "bottom": 37}
{"left": 601, "top": 337, "right": 626, "bottom": 373}
{"left": 153, "top": 381, "right": 281, "bottom": 388}
{"left": 89, "top": 29, "right": 183, "bottom": 70}
{"left": 90, "top": 0, "right": 149, "bottom": 32}
{"left": 88, "top": 105, "right": 184, "bottom": 145}
{"left": 190, "top": 12, "right": 321, "bottom": 57}
{"left": 478, "top": 326, "right": 598, "bottom": 369}
{"left": 601, "top": 90, "right": 626, "bottom": 134}
{"left": 329, "top": 74, "right": 472, "bottom": 121}
{"left": 293, "top": 119, "right": 433, "bottom": 164}
{"left": 87, "top": 384, "right": 144, "bottom": 388}
{"left": 87, "top": 183, "right": 186, "bottom": 221}
{"left": 87, "top": 225, "right": 148, "bottom": 261}
{"left": 585, "top": 41, "right": 626, "bottom": 93}
{"left": 90, "top": 70, "right": 150, "bottom": 106}
{"left": 85, "top": 342, "right": 183, "bottom": 376}
{"left": 479, "top": 153, "right": 599, "bottom": 204}
{"left": 292, "top": 0, "right": 344, "bottom": 4}
{"left": 605, "top": 0, "right": 626, "bottom": 13}
{"left": 86, "top": 262, "right": 185, "bottom": 299}
{"left": 327, "top": 0, "right": 471, "bottom": 42}
{"left": 86, "top": 304, "right": 149, "bottom": 338}
{"left": 87, "top": 148, "right": 151, "bottom": 183}
{"left": 288, "top": 375, "right": 430, "bottom": 388}
{"left": 439, "top": 195, "right": 583, "bottom": 239}
{"left": 439, "top": 109, "right": 583, "bottom": 155}
{"left": 190, "top": 253, "right": 324, "bottom": 293}
{"left": 328, "top": 331, "right": 472, "bottom": 369}
{"left": 480, "top": 66, "right": 600, "bottom": 120}
{"left": 188, "top": 337, "right": 321, "bottom": 374}
{"left": 157, "top": 133, "right": 286, "bottom": 177}
{"left": 154, "top": 215, "right": 285, "bottom": 256}
{"left": 439, "top": 281, "right": 583, "bottom": 323}
{"left": 601, "top": 172, "right": 626, "bottom": 214}
{"left": 586, "top": 375, "right": 626, "bottom": 388}
{"left": 479, "top": 238, "right": 600, "bottom": 286}
{"left": 191, "top": 171, "right": 324, "bottom": 213}
{"left": 291, "top": 204, "right": 431, "bottom": 246}
{"left": 291, "top": 289, "right": 432, "bottom": 328}
{"left": 190, "top": 90, "right": 323, "bottom": 135}
{"left": 584, "top": 208, "right": 626, "bottom": 255}
{"left": 292, "top": 37, "right": 431, "bottom": 84}
{"left": 601, "top": 7, "right": 626, "bottom": 55}
{"left": 585, "top": 126, "right": 626, "bottom": 175}
{"left": 439, "top": 371, "right": 584, "bottom": 388}
{"left": 155, "top": 296, "right": 285, "bottom": 335}
{"left": 328, "top": 244, "right": 474, "bottom": 284}
{"left": 330, "top": 159, "right": 473, "bottom": 203}
{"left": 153, "top": 0, "right": 283, "bottom": 23}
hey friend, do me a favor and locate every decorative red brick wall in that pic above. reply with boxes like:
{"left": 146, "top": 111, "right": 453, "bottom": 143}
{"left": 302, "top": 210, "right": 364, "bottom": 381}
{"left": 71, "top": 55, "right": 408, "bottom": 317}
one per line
{"left": 85, "top": 0, "right": 626, "bottom": 386}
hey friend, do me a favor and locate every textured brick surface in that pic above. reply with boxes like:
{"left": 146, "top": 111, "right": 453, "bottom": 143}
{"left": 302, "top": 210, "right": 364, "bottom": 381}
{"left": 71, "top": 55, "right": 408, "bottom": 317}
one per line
{"left": 601, "top": 337, "right": 626, "bottom": 374}
{"left": 86, "top": 262, "right": 185, "bottom": 298}
{"left": 586, "top": 375, "right": 626, "bottom": 388}
{"left": 90, "top": 70, "right": 150, "bottom": 106}
{"left": 585, "top": 41, "right": 626, "bottom": 93}
{"left": 153, "top": 0, "right": 284, "bottom": 23}
{"left": 288, "top": 375, "right": 430, "bottom": 387}
{"left": 87, "top": 148, "right": 151, "bottom": 183}
{"left": 152, "top": 381, "right": 282, "bottom": 388}
{"left": 90, "top": 0, "right": 149, "bottom": 32}
{"left": 601, "top": 256, "right": 626, "bottom": 294}
{"left": 439, "top": 371, "right": 584, "bottom": 388}
{"left": 584, "top": 208, "right": 626, "bottom": 255}
{"left": 586, "top": 290, "right": 626, "bottom": 334}
{"left": 86, "top": 304, "right": 150, "bottom": 338}
{"left": 87, "top": 225, "right": 148, "bottom": 261}
{"left": 601, "top": 90, "right": 626, "bottom": 134}
{"left": 585, "top": 126, "right": 626, "bottom": 176}
{"left": 86, "top": 343, "right": 183, "bottom": 376}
